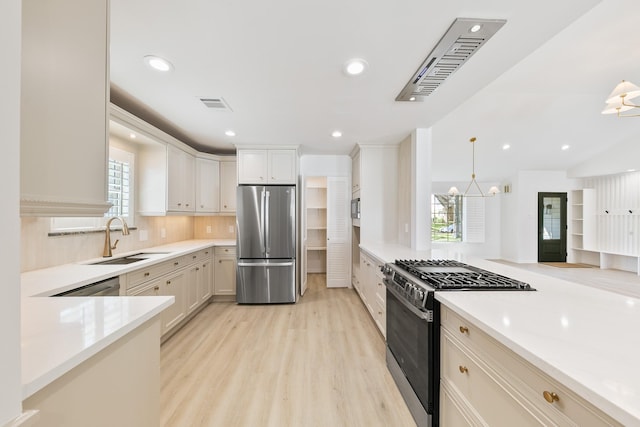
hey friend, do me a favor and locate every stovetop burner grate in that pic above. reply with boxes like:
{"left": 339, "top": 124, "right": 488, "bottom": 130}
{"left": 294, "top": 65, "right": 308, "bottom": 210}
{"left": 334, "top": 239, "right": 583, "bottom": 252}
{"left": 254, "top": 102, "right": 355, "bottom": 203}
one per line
{"left": 393, "top": 259, "right": 534, "bottom": 291}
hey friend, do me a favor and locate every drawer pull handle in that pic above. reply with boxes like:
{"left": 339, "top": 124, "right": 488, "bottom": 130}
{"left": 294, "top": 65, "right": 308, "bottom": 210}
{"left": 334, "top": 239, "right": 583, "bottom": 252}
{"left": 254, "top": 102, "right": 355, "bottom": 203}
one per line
{"left": 458, "top": 366, "right": 468, "bottom": 374}
{"left": 153, "top": 286, "right": 159, "bottom": 291}
{"left": 144, "top": 272, "right": 150, "bottom": 277}
{"left": 193, "top": 255, "right": 197, "bottom": 259}
{"left": 166, "top": 280, "right": 171, "bottom": 285}
{"left": 196, "top": 267, "right": 200, "bottom": 271}
{"left": 174, "top": 262, "right": 179, "bottom": 266}
{"left": 543, "top": 391, "right": 559, "bottom": 404}
{"left": 459, "top": 326, "right": 469, "bottom": 334}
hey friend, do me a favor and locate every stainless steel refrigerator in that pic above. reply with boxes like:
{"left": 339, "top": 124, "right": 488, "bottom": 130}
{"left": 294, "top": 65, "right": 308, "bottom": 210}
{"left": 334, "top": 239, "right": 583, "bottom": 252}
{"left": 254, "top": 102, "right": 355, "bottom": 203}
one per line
{"left": 236, "top": 185, "right": 296, "bottom": 304}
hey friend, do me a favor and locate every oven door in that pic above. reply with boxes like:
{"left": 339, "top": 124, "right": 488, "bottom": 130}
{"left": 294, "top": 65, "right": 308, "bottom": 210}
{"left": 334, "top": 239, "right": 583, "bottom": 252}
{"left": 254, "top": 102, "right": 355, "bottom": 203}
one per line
{"left": 386, "top": 285, "right": 439, "bottom": 424}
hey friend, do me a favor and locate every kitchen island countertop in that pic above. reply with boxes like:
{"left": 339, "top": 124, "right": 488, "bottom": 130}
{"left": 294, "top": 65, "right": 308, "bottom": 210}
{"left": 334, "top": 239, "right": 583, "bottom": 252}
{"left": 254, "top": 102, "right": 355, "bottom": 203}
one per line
{"left": 361, "top": 243, "right": 640, "bottom": 426}
{"left": 20, "top": 239, "right": 233, "bottom": 400}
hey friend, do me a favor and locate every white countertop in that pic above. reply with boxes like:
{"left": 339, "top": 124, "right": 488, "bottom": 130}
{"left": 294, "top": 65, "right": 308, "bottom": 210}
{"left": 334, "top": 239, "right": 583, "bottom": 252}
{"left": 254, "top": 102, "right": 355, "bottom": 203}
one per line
{"left": 21, "top": 295, "right": 173, "bottom": 399}
{"left": 360, "top": 243, "right": 640, "bottom": 426}
{"left": 20, "top": 239, "right": 234, "bottom": 400}
{"left": 22, "top": 239, "right": 235, "bottom": 297}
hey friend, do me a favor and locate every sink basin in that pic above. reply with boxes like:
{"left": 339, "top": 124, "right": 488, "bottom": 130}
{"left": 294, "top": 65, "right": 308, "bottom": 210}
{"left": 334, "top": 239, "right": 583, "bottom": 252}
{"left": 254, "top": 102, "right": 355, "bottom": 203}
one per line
{"left": 90, "top": 256, "right": 147, "bottom": 265}
{"left": 88, "top": 251, "right": 171, "bottom": 266}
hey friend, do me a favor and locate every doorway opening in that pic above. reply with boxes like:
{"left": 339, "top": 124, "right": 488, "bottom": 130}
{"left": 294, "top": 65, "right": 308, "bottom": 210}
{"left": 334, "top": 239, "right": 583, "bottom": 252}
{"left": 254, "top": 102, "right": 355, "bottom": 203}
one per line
{"left": 538, "top": 192, "right": 567, "bottom": 262}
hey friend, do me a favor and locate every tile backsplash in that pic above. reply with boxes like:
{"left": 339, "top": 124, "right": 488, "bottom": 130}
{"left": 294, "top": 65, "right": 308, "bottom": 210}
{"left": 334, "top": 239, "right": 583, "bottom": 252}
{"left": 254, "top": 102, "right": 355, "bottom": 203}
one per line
{"left": 21, "top": 215, "right": 236, "bottom": 272}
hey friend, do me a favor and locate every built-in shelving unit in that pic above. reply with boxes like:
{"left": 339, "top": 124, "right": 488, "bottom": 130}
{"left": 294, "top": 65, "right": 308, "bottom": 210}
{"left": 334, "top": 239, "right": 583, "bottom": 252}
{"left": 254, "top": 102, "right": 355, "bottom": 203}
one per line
{"left": 570, "top": 188, "right": 599, "bottom": 266}
{"left": 306, "top": 177, "right": 327, "bottom": 273}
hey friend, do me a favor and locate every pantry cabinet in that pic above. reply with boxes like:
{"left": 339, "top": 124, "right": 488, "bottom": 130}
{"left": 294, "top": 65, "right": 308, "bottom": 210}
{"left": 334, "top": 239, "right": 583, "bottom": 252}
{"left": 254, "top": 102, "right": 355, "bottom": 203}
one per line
{"left": 21, "top": 0, "right": 110, "bottom": 216}
{"left": 440, "top": 305, "right": 622, "bottom": 426}
{"left": 237, "top": 149, "right": 297, "bottom": 184}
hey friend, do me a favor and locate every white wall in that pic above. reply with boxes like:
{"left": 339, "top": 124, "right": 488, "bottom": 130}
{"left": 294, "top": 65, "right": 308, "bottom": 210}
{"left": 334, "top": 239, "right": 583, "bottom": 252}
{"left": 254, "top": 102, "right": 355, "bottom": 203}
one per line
{"left": 1, "top": 0, "right": 23, "bottom": 423}
{"left": 299, "top": 155, "right": 351, "bottom": 177}
{"left": 412, "top": 129, "right": 432, "bottom": 251}
{"left": 568, "top": 133, "right": 640, "bottom": 178}
{"left": 501, "top": 170, "right": 580, "bottom": 263}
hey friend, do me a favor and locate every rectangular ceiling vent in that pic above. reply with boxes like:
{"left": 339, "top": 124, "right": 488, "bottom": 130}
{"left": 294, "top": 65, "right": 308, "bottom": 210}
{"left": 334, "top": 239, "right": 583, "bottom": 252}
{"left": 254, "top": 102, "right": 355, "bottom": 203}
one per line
{"left": 396, "top": 18, "right": 506, "bottom": 102}
{"left": 199, "top": 97, "right": 232, "bottom": 111}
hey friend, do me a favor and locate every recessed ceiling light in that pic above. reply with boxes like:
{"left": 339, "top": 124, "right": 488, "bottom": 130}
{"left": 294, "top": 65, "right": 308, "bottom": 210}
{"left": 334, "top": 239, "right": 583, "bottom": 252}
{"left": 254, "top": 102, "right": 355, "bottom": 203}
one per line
{"left": 561, "top": 144, "right": 570, "bottom": 151}
{"left": 129, "top": 133, "right": 136, "bottom": 139}
{"left": 502, "top": 143, "right": 510, "bottom": 150}
{"left": 409, "top": 96, "right": 416, "bottom": 101}
{"left": 627, "top": 169, "right": 636, "bottom": 172}
{"left": 344, "top": 58, "right": 368, "bottom": 76}
{"left": 470, "top": 24, "right": 483, "bottom": 33}
{"left": 143, "top": 55, "right": 173, "bottom": 72}
{"left": 331, "top": 130, "right": 342, "bottom": 138}
{"left": 225, "top": 130, "right": 236, "bottom": 137}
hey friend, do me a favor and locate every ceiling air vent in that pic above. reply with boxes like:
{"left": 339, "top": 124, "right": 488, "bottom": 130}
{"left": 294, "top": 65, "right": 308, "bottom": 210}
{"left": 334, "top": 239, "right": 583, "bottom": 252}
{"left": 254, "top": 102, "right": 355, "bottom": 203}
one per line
{"left": 396, "top": 18, "right": 506, "bottom": 102}
{"left": 199, "top": 97, "right": 232, "bottom": 111}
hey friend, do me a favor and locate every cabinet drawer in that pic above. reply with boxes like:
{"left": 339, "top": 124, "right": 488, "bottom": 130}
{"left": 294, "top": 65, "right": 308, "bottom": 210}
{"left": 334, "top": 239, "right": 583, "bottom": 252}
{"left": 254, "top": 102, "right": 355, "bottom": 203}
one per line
{"left": 185, "top": 248, "right": 213, "bottom": 265}
{"left": 441, "top": 307, "right": 622, "bottom": 426}
{"left": 127, "top": 256, "right": 187, "bottom": 290}
{"left": 441, "top": 330, "right": 548, "bottom": 426}
{"left": 214, "top": 246, "right": 236, "bottom": 256}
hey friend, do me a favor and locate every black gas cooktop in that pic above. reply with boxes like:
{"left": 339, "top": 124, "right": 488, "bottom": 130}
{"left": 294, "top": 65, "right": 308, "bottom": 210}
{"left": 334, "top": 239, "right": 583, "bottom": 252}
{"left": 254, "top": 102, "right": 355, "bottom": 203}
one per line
{"left": 393, "top": 259, "right": 534, "bottom": 291}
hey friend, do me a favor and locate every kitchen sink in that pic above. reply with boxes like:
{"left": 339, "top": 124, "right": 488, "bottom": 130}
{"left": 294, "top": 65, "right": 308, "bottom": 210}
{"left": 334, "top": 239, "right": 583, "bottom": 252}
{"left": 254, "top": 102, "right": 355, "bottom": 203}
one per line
{"left": 88, "top": 252, "right": 171, "bottom": 266}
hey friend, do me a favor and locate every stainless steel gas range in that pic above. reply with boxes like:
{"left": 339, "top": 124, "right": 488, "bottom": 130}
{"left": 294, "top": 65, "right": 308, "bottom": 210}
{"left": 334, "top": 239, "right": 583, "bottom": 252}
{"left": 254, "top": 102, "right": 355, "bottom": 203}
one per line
{"left": 382, "top": 259, "right": 534, "bottom": 427}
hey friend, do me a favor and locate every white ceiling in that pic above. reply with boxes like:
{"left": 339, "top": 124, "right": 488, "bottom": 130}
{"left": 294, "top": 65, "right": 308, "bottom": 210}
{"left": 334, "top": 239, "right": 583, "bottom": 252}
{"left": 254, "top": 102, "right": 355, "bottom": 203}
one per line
{"left": 109, "top": 0, "right": 639, "bottom": 181}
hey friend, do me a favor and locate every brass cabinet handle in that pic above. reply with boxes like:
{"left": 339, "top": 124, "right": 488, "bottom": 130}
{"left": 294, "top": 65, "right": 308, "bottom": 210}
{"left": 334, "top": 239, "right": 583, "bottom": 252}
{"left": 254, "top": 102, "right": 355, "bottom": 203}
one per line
{"left": 193, "top": 255, "right": 197, "bottom": 259}
{"left": 459, "top": 326, "right": 469, "bottom": 334}
{"left": 459, "top": 366, "right": 468, "bottom": 374}
{"left": 153, "top": 286, "right": 159, "bottom": 291}
{"left": 174, "top": 262, "right": 179, "bottom": 266}
{"left": 543, "top": 391, "right": 559, "bottom": 404}
{"left": 196, "top": 267, "right": 200, "bottom": 271}
{"left": 166, "top": 280, "right": 171, "bottom": 285}
{"left": 144, "top": 272, "right": 150, "bottom": 277}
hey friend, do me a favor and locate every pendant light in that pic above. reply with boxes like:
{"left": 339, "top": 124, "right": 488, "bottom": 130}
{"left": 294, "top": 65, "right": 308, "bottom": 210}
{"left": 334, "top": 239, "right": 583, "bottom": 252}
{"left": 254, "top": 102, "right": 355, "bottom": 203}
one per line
{"left": 448, "top": 137, "right": 500, "bottom": 197}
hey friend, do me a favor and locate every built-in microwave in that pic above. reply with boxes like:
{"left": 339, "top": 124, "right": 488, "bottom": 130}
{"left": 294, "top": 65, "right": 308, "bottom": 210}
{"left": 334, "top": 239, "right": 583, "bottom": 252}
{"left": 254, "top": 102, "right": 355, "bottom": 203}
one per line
{"left": 351, "top": 198, "right": 361, "bottom": 219}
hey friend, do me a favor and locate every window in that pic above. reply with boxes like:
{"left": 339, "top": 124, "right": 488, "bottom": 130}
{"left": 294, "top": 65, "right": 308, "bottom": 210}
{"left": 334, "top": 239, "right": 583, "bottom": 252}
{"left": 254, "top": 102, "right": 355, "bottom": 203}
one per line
{"left": 431, "top": 194, "right": 486, "bottom": 243}
{"left": 431, "top": 194, "right": 462, "bottom": 242}
{"left": 50, "top": 146, "right": 135, "bottom": 233}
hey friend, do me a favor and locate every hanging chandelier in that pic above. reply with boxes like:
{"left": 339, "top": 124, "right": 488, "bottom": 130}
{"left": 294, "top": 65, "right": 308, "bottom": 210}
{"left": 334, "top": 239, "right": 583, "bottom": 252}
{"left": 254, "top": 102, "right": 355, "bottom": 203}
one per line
{"left": 448, "top": 137, "right": 500, "bottom": 197}
{"left": 602, "top": 80, "right": 640, "bottom": 117}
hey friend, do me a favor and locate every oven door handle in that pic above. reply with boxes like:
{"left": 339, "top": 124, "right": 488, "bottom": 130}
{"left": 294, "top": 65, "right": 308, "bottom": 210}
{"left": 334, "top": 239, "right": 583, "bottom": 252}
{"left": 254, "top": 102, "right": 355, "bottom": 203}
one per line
{"left": 385, "top": 281, "right": 433, "bottom": 322}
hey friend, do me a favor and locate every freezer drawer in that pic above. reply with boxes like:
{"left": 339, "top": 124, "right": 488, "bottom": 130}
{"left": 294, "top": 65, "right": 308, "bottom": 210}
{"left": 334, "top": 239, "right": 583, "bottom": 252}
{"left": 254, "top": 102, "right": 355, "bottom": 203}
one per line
{"left": 236, "top": 259, "right": 296, "bottom": 304}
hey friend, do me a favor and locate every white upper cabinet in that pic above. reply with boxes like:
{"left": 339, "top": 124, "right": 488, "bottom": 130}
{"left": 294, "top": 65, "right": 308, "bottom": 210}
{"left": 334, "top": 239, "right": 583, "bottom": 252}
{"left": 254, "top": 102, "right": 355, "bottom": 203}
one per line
{"left": 237, "top": 149, "right": 297, "bottom": 184}
{"left": 237, "top": 150, "right": 268, "bottom": 184}
{"left": 20, "top": 0, "right": 110, "bottom": 216}
{"left": 219, "top": 160, "right": 237, "bottom": 213}
{"left": 167, "top": 146, "right": 196, "bottom": 213}
{"left": 268, "top": 150, "right": 297, "bottom": 184}
{"left": 112, "top": 105, "right": 233, "bottom": 217}
{"left": 195, "top": 157, "right": 220, "bottom": 213}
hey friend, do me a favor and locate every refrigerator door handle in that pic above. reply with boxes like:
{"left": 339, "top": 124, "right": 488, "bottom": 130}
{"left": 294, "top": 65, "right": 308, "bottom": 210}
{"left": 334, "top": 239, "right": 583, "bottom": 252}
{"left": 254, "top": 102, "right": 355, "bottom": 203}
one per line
{"left": 237, "top": 261, "right": 294, "bottom": 267}
{"left": 265, "top": 190, "right": 270, "bottom": 254}
{"left": 260, "top": 188, "right": 266, "bottom": 253}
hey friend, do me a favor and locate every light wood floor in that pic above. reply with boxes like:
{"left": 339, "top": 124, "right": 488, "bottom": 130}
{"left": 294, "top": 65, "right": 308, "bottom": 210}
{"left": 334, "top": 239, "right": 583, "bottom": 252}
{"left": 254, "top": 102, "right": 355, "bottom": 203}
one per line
{"left": 160, "top": 274, "right": 416, "bottom": 427}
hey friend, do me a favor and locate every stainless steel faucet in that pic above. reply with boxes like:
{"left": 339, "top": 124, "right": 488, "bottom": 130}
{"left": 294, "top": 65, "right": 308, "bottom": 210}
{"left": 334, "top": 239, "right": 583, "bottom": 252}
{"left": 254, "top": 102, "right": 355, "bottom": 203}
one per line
{"left": 103, "top": 216, "right": 130, "bottom": 257}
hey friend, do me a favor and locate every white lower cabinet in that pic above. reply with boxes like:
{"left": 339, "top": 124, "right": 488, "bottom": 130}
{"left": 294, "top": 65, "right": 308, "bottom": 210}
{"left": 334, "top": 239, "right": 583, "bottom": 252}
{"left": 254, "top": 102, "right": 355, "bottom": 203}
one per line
{"left": 440, "top": 305, "right": 623, "bottom": 426}
{"left": 356, "top": 251, "right": 386, "bottom": 337}
{"left": 127, "top": 247, "right": 214, "bottom": 338}
{"left": 214, "top": 246, "right": 236, "bottom": 296}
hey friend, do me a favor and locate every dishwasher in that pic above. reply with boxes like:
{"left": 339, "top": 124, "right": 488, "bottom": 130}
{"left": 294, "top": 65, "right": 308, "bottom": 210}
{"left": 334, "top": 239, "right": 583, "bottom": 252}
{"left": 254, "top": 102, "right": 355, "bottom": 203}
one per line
{"left": 53, "top": 276, "right": 120, "bottom": 297}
